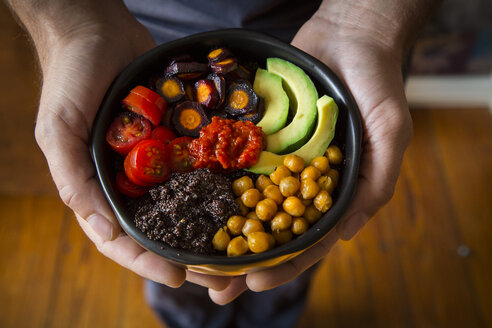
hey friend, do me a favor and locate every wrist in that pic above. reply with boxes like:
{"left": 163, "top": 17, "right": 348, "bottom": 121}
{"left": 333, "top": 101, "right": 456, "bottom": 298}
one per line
{"left": 313, "top": 0, "right": 441, "bottom": 61}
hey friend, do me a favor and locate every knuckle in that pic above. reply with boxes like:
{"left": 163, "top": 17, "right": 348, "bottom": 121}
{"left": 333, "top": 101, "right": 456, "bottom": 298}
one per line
{"left": 376, "top": 182, "right": 396, "bottom": 206}
{"left": 58, "top": 184, "right": 78, "bottom": 210}
{"left": 34, "top": 116, "right": 51, "bottom": 151}
{"left": 93, "top": 240, "right": 105, "bottom": 253}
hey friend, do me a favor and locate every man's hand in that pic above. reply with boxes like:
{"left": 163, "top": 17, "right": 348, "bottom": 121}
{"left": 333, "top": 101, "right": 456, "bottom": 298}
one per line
{"left": 208, "top": 0, "right": 441, "bottom": 304}
{"left": 8, "top": 0, "right": 231, "bottom": 291}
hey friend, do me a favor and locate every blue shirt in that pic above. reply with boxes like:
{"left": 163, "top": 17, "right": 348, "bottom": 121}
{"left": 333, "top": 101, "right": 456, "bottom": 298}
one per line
{"left": 124, "top": 0, "right": 321, "bottom": 44}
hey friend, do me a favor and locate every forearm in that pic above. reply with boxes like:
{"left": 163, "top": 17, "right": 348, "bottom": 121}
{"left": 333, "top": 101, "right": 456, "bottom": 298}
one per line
{"left": 5, "top": 0, "right": 137, "bottom": 69}
{"left": 313, "top": 0, "right": 441, "bottom": 60}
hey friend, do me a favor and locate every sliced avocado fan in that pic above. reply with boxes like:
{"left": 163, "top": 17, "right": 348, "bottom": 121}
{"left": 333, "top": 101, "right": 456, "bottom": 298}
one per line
{"left": 248, "top": 95, "right": 339, "bottom": 175}
{"left": 253, "top": 68, "right": 289, "bottom": 135}
{"left": 265, "top": 58, "right": 318, "bottom": 154}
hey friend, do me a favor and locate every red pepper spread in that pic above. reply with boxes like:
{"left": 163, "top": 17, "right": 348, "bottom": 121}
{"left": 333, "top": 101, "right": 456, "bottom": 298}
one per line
{"left": 188, "top": 116, "right": 266, "bottom": 170}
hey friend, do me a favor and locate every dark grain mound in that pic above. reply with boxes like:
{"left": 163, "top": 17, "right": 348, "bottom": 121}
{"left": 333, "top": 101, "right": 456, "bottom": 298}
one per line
{"left": 131, "top": 169, "right": 240, "bottom": 254}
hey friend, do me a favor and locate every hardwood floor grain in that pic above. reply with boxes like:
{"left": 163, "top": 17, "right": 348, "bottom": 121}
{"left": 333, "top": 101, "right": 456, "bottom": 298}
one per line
{"left": 0, "top": 196, "right": 161, "bottom": 328}
{"left": 0, "top": 2, "right": 56, "bottom": 195}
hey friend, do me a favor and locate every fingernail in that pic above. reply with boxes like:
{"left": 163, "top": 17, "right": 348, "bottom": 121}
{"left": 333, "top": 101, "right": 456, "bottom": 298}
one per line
{"left": 339, "top": 212, "right": 368, "bottom": 241}
{"left": 87, "top": 214, "right": 114, "bottom": 241}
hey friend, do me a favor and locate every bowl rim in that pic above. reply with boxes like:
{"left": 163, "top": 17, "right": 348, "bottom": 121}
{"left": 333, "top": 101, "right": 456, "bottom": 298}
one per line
{"left": 91, "top": 28, "right": 362, "bottom": 266}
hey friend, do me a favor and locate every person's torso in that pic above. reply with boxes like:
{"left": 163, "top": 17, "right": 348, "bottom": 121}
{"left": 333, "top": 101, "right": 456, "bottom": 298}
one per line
{"left": 124, "top": 0, "right": 321, "bottom": 43}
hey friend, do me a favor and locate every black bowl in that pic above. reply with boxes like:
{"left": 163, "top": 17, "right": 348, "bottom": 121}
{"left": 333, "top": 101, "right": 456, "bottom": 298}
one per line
{"left": 91, "top": 29, "right": 362, "bottom": 275}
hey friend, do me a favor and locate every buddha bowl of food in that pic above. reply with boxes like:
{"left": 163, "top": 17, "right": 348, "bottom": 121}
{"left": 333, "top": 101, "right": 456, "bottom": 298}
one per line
{"left": 91, "top": 29, "right": 362, "bottom": 275}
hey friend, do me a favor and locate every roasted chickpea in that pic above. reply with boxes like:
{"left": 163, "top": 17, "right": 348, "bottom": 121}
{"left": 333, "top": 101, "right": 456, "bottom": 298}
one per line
{"left": 241, "top": 188, "right": 261, "bottom": 208}
{"left": 313, "top": 190, "right": 333, "bottom": 213}
{"left": 317, "top": 175, "right": 335, "bottom": 194}
{"left": 227, "top": 215, "right": 246, "bottom": 236}
{"left": 262, "top": 185, "right": 284, "bottom": 205}
{"left": 227, "top": 236, "right": 249, "bottom": 256}
{"left": 279, "top": 176, "right": 300, "bottom": 197}
{"left": 269, "top": 165, "right": 291, "bottom": 185}
{"left": 270, "top": 212, "right": 293, "bottom": 232}
{"left": 304, "top": 204, "right": 322, "bottom": 224}
{"left": 300, "top": 165, "right": 321, "bottom": 181}
{"left": 246, "top": 211, "right": 260, "bottom": 220}
{"left": 283, "top": 154, "right": 305, "bottom": 173}
{"left": 296, "top": 191, "right": 311, "bottom": 205}
{"left": 273, "top": 230, "right": 293, "bottom": 245}
{"left": 255, "top": 198, "right": 278, "bottom": 221}
{"left": 327, "top": 169, "right": 339, "bottom": 186}
{"left": 212, "top": 227, "right": 231, "bottom": 251}
{"left": 326, "top": 145, "right": 343, "bottom": 165}
{"left": 232, "top": 176, "right": 254, "bottom": 196}
{"left": 255, "top": 175, "right": 273, "bottom": 192}
{"left": 310, "top": 156, "right": 330, "bottom": 174}
{"left": 247, "top": 231, "right": 271, "bottom": 253}
{"left": 235, "top": 197, "right": 249, "bottom": 216}
{"left": 300, "top": 178, "right": 320, "bottom": 199}
{"left": 282, "top": 196, "right": 306, "bottom": 217}
{"left": 300, "top": 197, "right": 312, "bottom": 206}
{"left": 291, "top": 217, "right": 309, "bottom": 235}
{"left": 242, "top": 218, "right": 265, "bottom": 236}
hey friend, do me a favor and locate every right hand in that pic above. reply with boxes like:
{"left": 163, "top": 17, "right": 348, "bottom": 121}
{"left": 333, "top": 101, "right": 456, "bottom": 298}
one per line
{"left": 31, "top": 1, "right": 231, "bottom": 290}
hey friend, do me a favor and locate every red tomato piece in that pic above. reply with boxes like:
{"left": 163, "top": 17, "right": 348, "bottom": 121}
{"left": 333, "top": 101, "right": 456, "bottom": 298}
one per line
{"left": 115, "top": 171, "right": 149, "bottom": 197}
{"left": 123, "top": 87, "right": 166, "bottom": 126}
{"left": 151, "top": 126, "right": 176, "bottom": 145}
{"left": 168, "top": 136, "right": 194, "bottom": 173}
{"left": 130, "top": 85, "right": 167, "bottom": 114}
{"left": 105, "top": 112, "right": 152, "bottom": 155}
{"left": 124, "top": 139, "right": 170, "bottom": 186}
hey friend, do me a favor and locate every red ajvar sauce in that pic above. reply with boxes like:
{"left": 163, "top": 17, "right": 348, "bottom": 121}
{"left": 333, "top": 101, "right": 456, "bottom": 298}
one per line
{"left": 189, "top": 116, "right": 266, "bottom": 170}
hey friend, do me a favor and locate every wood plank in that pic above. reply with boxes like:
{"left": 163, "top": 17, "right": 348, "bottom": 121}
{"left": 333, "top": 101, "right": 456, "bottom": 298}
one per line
{"left": 431, "top": 108, "right": 492, "bottom": 325}
{"left": 0, "top": 196, "right": 64, "bottom": 328}
{"left": 0, "top": 195, "right": 161, "bottom": 328}
{"left": 0, "top": 2, "right": 57, "bottom": 195}
{"left": 394, "top": 109, "right": 483, "bottom": 327}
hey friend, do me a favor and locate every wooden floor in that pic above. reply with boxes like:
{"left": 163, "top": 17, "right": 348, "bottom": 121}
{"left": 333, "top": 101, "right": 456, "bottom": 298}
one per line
{"left": 1, "top": 3, "right": 491, "bottom": 328}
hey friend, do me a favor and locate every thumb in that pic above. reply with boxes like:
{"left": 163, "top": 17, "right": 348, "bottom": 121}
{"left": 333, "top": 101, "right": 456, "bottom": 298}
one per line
{"left": 336, "top": 98, "right": 412, "bottom": 240}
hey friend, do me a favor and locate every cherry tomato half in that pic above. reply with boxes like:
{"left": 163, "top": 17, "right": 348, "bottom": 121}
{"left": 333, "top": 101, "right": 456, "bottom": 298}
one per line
{"left": 115, "top": 171, "right": 149, "bottom": 197}
{"left": 168, "top": 136, "right": 194, "bottom": 173}
{"left": 124, "top": 139, "right": 170, "bottom": 186}
{"left": 151, "top": 126, "right": 176, "bottom": 145}
{"left": 123, "top": 86, "right": 166, "bottom": 126}
{"left": 131, "top": 85, "right": 167, "bottom": 114}
{"left": 105, "top": 112, "right": 152, "bottom": 155}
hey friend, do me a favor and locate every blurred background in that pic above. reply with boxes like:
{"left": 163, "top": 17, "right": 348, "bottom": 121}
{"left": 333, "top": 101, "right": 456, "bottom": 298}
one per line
{"left": 405, "top": 0, "right": 492, "bottom": 109}
{"left": 0, "top": 1, "right": 490, "bottom": 327}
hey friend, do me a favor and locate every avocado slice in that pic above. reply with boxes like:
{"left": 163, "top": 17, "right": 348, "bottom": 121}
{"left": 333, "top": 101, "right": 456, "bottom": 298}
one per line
{"left": 265, "top": 58, "right": 318, "bottom": 154}
{"left": 253, "top": 68, "right": 289, "bottom": 135}
{"left": 248, "top": 95, "right": 338, "bottom": 175}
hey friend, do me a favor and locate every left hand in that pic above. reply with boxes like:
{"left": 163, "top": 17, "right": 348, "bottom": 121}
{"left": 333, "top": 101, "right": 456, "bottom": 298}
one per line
{"left": 24, "top": 0, "right": 232, "bottom": 292}
{"left": 208, "top": 12, "right": 413, "bottom": 304}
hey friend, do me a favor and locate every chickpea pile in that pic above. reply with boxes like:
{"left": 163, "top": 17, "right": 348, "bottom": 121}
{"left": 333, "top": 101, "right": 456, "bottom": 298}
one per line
{"left": 212, "top": 145, "right": 344, "bottom": 256}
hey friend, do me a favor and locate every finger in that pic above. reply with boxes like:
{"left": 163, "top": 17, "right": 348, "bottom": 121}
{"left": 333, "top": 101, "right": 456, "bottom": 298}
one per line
{"left": 77, "top": 215, "right": 186, "bottom": 287}
{"left": 35, "top": 105, "right": 120, "bottom": 241}
{"left": 208, "top": 276, "right": 248, "bottom": 305}
{"left": 186, "top": 271, "right": 232, "bottom": 291}
{"left": 246, "top": 230, "right": 339, "bottom": 292}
